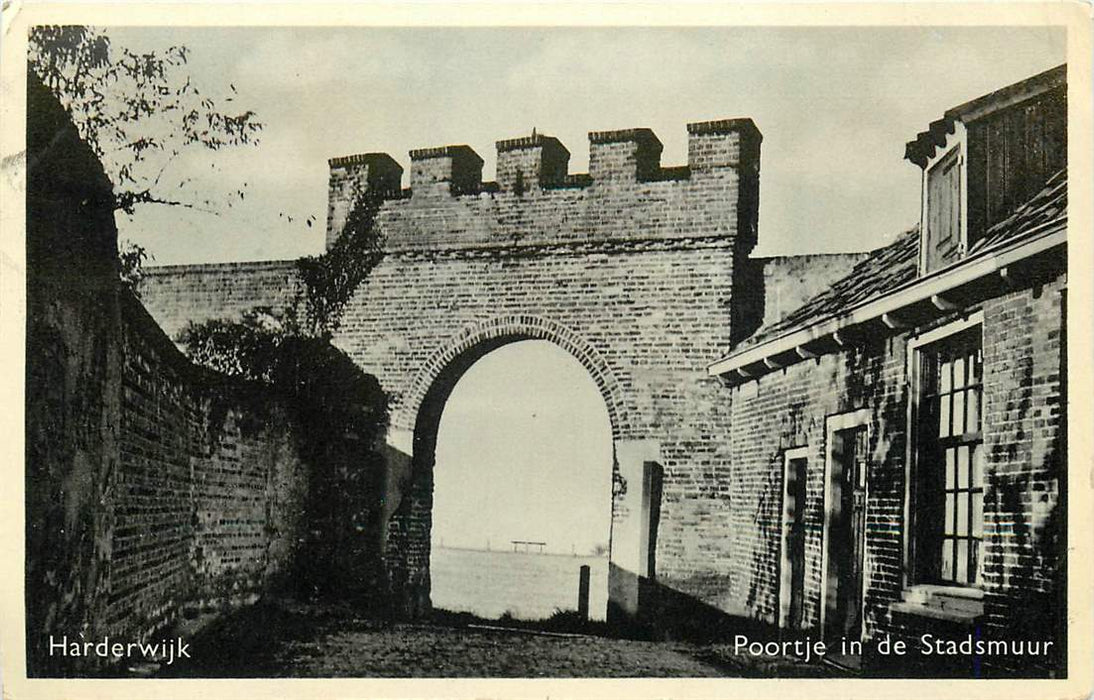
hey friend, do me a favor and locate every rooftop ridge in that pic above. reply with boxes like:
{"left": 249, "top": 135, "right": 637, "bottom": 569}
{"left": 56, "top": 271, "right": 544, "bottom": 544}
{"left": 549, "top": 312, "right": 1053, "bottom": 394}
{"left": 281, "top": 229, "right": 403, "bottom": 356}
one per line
{"left": 905, "top": 63, "right": 1065, "bottom": 167}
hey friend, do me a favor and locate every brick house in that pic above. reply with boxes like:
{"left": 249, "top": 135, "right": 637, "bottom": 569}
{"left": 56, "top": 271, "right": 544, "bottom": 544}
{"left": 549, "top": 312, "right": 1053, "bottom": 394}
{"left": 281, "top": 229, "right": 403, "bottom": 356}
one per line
{"left": 709, "top": 65, "right": 1067, "bottom": 676}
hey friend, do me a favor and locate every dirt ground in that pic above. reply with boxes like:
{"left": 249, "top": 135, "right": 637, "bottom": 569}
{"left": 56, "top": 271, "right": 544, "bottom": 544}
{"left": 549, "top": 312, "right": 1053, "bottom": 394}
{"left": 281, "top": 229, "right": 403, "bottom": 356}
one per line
{"left": 147, "top": 601, "right": 836, "bottom": 678}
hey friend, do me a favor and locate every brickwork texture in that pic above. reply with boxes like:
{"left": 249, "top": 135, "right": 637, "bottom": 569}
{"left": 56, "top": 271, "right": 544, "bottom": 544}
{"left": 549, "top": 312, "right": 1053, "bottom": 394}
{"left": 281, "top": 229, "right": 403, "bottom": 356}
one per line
{"left": 143, "top": 120, "right": 766, "bottom": 618}
{"left": 137, "top": 108, "right": 1067, "bottom": 678}
{"left": 25, "top": 78, "right": 309, "bottom": 675}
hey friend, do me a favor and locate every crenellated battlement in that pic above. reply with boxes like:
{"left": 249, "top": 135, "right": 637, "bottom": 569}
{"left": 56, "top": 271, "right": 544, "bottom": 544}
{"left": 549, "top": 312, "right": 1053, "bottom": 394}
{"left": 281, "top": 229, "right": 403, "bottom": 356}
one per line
{"left": 496, "top": 133, "right": 571, "bottom": 193}
{"left": 326, "top": 118, "right": 762, "bottom": 252}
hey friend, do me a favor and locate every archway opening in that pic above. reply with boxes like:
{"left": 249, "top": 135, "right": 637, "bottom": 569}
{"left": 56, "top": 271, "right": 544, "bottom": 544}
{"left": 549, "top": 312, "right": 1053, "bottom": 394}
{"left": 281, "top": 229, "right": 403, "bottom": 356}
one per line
{"left": 428, "top": 339, "right": 614, "bottom": 621}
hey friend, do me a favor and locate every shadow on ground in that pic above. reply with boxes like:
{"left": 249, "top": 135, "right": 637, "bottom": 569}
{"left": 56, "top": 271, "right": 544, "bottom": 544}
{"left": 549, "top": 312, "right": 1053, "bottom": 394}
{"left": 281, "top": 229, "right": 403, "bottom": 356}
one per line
{"left": 138, "top": 599, "right": 839, "bottom": 678}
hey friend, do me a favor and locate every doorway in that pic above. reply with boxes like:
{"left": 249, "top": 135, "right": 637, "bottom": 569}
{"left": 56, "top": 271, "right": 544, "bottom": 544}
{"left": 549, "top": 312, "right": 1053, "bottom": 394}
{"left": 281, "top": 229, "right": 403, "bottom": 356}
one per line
{"left": 821, "top": 411, "right": 870, "bottom": 651}
{"left": 779, "top": 447, "right": 809, "bottom": 631}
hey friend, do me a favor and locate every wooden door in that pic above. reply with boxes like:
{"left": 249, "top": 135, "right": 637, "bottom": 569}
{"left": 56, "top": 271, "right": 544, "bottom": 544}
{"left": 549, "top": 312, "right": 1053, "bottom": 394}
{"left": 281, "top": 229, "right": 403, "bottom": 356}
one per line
{"left": 785, "top": 457, "right": 807, "bottom": 630}
{"left": 825, "top": 425, "right": 868, "bottom": 644}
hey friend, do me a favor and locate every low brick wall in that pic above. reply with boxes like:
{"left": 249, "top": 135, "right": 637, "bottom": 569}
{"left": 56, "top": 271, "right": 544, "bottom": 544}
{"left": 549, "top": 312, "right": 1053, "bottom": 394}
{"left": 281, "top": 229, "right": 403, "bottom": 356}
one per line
{"left": 106, "top": 296, "right": 309, "bottom": 644}
{"left": 139, "top": 260, "right": 301, "bottom": 341}
{"left": 757, "top": 252, "right": 870, "bottom": 329}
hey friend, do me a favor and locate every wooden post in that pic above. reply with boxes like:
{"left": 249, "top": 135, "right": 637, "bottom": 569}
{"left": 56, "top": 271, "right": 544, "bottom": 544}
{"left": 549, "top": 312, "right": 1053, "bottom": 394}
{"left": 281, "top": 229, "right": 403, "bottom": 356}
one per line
{"left": 578, "top": 565, "right": 591, "bottom": 620}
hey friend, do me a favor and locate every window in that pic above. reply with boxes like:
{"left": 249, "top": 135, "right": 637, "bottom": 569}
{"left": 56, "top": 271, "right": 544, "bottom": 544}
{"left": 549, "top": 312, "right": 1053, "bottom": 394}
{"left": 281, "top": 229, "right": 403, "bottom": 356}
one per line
{"left": 914, "top": 323, "right": 984, "bottom": 586}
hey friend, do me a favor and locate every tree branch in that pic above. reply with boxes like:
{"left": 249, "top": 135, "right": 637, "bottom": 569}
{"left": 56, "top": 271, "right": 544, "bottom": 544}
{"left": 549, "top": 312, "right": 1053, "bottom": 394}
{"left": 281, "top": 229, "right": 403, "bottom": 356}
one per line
{"left": 115, "top": 189, "right": 221, "bottom": 215}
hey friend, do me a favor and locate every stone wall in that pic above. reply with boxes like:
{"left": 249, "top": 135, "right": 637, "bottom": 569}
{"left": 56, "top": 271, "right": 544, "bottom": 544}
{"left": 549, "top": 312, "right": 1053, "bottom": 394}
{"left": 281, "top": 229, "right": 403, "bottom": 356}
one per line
{"left": 25, "top": 76, "right": 309, "bottom": 675}
{"left": 139, "top": 260, "right": 301, "bottom": 341}
{"left": 346, "top": 240, "right": 745, "bottom": 613}
{"left": 134, "top": 99, "right": 1066, "bottom": 672}
{"left": 142, "top": 118, "right": 769, "bottom": 620}
{"left": 757, "top": 252, "right": 870, "bottom": 329}
{"left": 107, "top": 297, "right": 309, "bottom": 644}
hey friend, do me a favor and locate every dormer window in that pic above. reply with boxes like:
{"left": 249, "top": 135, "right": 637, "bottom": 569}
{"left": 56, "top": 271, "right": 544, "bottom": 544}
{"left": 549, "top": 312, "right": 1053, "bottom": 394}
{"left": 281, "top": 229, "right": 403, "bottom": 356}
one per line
{"left": 905, "top": 64, "right": 1066, "bottom": 277}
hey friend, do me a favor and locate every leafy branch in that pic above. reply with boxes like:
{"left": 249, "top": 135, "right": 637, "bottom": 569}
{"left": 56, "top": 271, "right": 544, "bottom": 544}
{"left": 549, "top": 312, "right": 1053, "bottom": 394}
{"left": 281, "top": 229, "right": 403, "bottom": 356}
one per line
{"left": 28, "top": 25, "right": 263, "bottom": 215}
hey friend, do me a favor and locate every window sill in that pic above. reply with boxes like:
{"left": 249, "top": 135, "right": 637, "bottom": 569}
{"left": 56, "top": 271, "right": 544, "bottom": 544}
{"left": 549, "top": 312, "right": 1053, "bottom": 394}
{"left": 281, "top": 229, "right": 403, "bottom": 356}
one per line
{"left": 903, "top": 584, "right": 984, "bottom": 602}
{"left": 889, "top": 584, "right": 984, "bottom": 624}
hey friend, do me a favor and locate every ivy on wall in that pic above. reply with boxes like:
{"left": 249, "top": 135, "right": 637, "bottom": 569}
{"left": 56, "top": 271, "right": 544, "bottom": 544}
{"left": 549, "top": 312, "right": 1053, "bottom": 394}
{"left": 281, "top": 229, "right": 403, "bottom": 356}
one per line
{"left": 178, "top": 188, "right": 391, "bottom": 605}
{"left": 294, "top": 189, "right": 385, "bottom": 337}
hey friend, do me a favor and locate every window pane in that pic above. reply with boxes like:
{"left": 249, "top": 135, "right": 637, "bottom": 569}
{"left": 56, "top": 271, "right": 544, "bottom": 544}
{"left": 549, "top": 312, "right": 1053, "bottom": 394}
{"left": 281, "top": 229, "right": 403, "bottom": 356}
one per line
{"left": 942, "top": 540, "right": 954, "bottom": 580}
{"left": 972, "top": 492, "right": 983, "bottom": 537}
{"left": 954, "top": 356, "right": 966, "bottom": 389}
{"left": 953, "top": 390, "right": 966, "bottom": 435}
{"left": 945, "top": 493, "right": 955, "bottom": 534}
{"left": 970, "top": 350, "right": 982, "bottom": 384}
{"left": 957, "top": 494, "right": 968, "bottom": 536}
{"left": 957, "top": 445, "right": 969, "bottom": 489}
{"left": 967, "top": 388, "right": 980, "bottom": 433}
{"left": 940, "top": 395, "right": 951, "bottom": 438}
{"left": 971, "top": 541, "right": 980, "bottom": 585}
{"left": 940, "top": 360, "right": 952, "bottom": 393}
{"left": 975, "top": 441, "right": 984, "bottom": 485}
{"left": 945, "top": 448, "right": 955, "bottom": 489}
{"left": 956, "top": 540, "right": 968, "bottom": 583}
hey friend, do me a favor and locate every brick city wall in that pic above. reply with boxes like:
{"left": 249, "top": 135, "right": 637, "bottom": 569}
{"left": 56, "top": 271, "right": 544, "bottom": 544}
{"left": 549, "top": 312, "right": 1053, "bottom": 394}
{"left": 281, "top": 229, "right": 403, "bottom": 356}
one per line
{"left": 132, "top": 112, "right": 1067, "bottom": 666}
{"left": 350, "top": 241, "right": 746, "bottom": 612}
{"left": 25, "top": 78, "right": 308, "bottom": 675}
{"left": 106, "top": 297, "right": 309, "bottom": 645}
{"left": 757, "top": 253, "right": 869, "bottom": 329}
{"left": 143, "top": 119, "right": 771, "bottom": 617}
{"left": 138, "top": 260, "right": 301, "bottom": 341}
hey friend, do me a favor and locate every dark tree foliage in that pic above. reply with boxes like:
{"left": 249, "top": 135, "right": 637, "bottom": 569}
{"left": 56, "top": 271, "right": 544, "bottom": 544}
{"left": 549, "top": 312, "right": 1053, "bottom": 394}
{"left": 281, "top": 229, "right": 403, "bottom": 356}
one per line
{"left": 180, "top": 307, "right": 285, "bottom": 381}
{"left": 117, "top": 241, "right": 151, "bottom": 297}
{"left": 177, "top": 181, "right": 390, "bottom": 602}
{"left": 179, "top": 308, "right": 390, "bottom": 604}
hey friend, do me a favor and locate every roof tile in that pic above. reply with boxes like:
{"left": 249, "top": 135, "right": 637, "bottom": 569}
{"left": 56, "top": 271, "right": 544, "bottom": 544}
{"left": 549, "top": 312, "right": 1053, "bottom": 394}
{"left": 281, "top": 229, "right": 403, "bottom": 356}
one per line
{"left": 740, "top": 229, "right": 920, "bottom": 348}
{"left": 738, "top": 168, "right": 1067, "bottom": 350}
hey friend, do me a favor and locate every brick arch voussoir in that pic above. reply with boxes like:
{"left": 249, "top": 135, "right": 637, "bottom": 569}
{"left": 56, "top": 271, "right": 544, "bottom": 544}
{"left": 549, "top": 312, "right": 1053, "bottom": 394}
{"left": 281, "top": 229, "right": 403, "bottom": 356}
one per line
{"left": 398, "top": 315, "right": 627, "bottom": 440}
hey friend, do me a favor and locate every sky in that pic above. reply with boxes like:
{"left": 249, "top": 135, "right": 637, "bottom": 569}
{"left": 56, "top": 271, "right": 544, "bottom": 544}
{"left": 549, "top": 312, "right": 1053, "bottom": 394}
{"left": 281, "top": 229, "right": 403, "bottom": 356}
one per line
{"left": 431, "top": 340, "right": 614, "bottom": 556}
{"left": 104, "top": 26, "right": 1067, "bottom": 263}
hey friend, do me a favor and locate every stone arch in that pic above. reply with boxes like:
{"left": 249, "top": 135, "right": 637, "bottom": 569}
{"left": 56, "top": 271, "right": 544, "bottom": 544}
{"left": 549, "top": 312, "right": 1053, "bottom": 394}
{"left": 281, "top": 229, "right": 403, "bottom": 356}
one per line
{"left": 396, "top": 314, "right": 629, "bottom": 441}
{"left": 384, "top": 315, "right": 627, "bottom": 619}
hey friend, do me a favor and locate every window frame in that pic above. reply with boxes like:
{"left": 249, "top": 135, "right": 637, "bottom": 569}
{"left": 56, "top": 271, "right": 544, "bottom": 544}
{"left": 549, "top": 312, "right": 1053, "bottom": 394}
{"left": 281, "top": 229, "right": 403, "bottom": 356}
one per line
{"left": 905, "top": 311, "right": 985, "bottom": 590}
